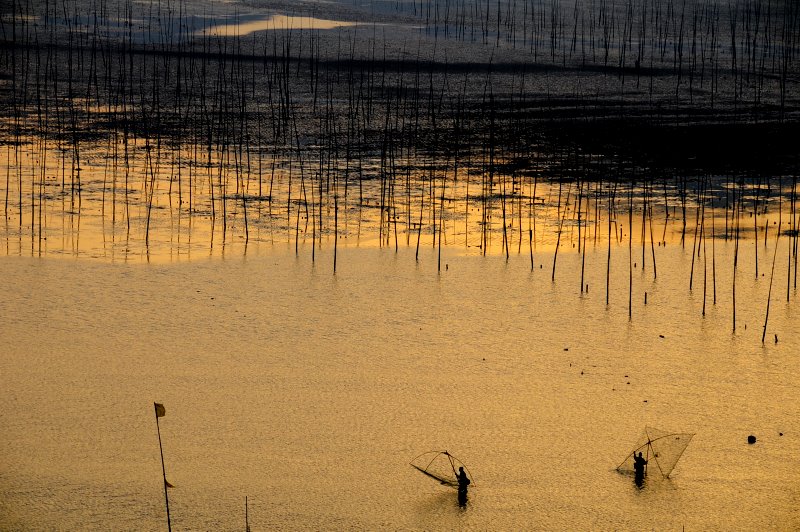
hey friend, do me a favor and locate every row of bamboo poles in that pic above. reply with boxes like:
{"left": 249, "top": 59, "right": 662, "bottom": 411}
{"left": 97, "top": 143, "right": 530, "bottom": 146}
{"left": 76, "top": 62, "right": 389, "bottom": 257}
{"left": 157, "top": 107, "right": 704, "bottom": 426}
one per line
{"left": 0, "top": 1, "right": 798, "bottom": 336}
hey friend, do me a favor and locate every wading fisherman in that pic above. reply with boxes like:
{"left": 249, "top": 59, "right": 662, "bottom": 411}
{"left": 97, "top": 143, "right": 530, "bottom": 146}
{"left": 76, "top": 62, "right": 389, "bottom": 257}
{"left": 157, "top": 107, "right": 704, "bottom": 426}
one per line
{"left": 633, "top": 451, "right": 647, "bottom": 486}
{"left": 456, "top": 466, "right": 470, "bottom": 506}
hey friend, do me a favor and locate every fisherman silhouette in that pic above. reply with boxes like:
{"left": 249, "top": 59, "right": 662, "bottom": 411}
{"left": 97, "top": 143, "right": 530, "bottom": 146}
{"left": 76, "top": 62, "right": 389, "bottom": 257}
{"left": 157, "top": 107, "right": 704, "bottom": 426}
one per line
{"left": 633, "top": 451, "right": 647, "bottom": 487}
{"left": 456, "top": 466, "right": 470, "bottom": 506}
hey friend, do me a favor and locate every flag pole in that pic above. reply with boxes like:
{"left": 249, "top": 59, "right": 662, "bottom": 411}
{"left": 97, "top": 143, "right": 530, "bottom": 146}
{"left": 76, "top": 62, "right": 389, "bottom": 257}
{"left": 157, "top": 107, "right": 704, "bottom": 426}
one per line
{"left": 154, "top": 403, "right": 172, "bottom": 532}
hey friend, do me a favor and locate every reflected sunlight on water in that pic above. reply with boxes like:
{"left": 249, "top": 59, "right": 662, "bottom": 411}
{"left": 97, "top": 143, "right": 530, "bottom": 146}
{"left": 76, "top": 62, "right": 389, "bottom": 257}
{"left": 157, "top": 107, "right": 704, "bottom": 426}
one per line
{"left": 2, "top": 129, "right": 799, "bottom": 530}
{"left": 2, "top": 0, "right": 800, "bottom": 528}
{"left": 203, "top": 15, "right": 360, "bottom": 37}
{"left": 1, "top": 237, "right": 798, "bottom": 530}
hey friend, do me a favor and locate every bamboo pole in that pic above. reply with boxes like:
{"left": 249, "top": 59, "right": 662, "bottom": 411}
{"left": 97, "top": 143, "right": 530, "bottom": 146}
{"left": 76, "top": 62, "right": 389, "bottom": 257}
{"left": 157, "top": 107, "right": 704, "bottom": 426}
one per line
{"left": 153, "top": 402, "right": 171, "bottom": 532}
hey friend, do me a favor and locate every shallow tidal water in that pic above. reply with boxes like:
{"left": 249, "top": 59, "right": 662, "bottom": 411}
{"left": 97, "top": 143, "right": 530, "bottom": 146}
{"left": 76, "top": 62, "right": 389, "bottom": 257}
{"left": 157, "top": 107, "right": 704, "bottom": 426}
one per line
{"left": 1, "top": 234, "right": 799, "bottom": 530}
{"left": 2, "top": 0, "right": 800, "bottom": 528}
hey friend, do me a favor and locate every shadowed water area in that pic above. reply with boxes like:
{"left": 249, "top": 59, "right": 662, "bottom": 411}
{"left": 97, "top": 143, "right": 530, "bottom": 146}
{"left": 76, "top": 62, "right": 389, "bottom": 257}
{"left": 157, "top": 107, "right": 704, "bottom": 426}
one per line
{"left": 2, "top": 0, "right": 800, "bottom": 530}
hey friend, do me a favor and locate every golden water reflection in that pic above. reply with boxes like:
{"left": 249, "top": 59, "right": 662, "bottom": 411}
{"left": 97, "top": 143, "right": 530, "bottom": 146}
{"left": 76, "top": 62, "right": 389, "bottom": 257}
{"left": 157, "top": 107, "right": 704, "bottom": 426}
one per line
{"left": 1, "top": 240, "right": 799, "bottom": 529}
{"left": 203, "top": 15, "right": 359, "bottom": 37}
{"left": 2, "top": 136, "right": 798, "bottom": 267}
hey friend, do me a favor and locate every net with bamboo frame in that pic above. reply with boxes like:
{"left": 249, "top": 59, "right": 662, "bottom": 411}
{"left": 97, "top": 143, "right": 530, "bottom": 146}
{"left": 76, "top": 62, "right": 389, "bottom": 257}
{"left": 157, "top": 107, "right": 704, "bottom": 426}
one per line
{"left": 410, "top": 450, "right": 474, "bottom": 489}
{"left": 617, "top": 426, "right": 694, "bottom": 479}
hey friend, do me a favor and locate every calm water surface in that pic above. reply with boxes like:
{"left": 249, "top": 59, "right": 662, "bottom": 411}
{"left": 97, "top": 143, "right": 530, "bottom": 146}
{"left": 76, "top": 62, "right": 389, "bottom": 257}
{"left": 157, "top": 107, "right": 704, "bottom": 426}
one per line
{"left": 1, "top": 236, "right": 798, "bottom": 530}
{"left": 3, "top": 0, "right": 800, "bottom": 528}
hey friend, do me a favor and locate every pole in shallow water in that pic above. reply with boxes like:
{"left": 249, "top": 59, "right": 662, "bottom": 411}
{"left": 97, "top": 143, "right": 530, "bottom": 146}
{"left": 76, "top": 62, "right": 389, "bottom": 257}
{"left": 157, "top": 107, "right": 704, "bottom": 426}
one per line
{"left": 154, "top": 402, "right": 172, "bottom": 532}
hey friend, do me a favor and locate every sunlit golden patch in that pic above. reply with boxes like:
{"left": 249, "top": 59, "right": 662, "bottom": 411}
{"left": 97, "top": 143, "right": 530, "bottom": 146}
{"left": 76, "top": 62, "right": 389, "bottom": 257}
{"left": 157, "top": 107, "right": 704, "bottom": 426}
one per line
{"left": 202, "top": 15, "right": 359, "bottom": 37}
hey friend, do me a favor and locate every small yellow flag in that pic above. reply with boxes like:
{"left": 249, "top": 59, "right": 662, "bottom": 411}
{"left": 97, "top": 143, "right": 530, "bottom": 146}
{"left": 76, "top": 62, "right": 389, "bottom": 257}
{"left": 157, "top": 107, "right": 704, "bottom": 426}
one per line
{"left": 165, "top": 479, "right": 174, "bottom": 488}
{"left": 154, "top": 403, "right": 166, "bottom": 417}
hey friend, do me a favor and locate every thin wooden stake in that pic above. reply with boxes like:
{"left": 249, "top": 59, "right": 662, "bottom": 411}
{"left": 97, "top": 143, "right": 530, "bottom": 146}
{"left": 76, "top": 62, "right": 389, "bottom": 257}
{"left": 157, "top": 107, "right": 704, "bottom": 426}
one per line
{"left": 154, "top": 402, "right": 171, "bottom": 532}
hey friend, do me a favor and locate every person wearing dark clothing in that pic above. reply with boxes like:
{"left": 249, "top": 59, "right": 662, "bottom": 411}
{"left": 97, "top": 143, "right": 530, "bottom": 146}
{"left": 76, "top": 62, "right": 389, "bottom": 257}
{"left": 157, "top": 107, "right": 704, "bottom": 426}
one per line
{"left": 456, "top": 466, "right": 470, "bottom": 506}
{"left": 633, "top": 451, "right": 647, "bottom": 486}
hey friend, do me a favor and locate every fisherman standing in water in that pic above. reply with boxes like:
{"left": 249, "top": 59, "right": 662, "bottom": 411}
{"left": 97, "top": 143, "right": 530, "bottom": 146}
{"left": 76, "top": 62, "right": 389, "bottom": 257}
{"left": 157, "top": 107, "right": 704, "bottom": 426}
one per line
{"left": 456, "top": 466, "right": 470, "bottom": 506}
{"left": 633, "top": 451, "right": 647, "bottom": 487}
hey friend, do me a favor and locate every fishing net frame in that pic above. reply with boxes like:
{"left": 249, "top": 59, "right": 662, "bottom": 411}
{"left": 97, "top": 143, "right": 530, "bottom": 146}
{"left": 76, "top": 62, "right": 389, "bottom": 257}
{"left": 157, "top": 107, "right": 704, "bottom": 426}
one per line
{"left": 617, "top": 426, "right": 694, "bottom": 479}
{"left": 410, "top": 450, "right": 475, "bottom": 489}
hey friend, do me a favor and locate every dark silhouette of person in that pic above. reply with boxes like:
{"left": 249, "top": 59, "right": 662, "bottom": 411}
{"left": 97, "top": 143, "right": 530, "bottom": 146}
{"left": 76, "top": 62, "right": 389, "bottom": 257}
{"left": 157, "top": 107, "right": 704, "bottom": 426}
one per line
{"left": 456, "top": 466, "right": 470, "bottom": 506}
{"left": 633, "top": 451, "right": 647, "bottom": 487}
